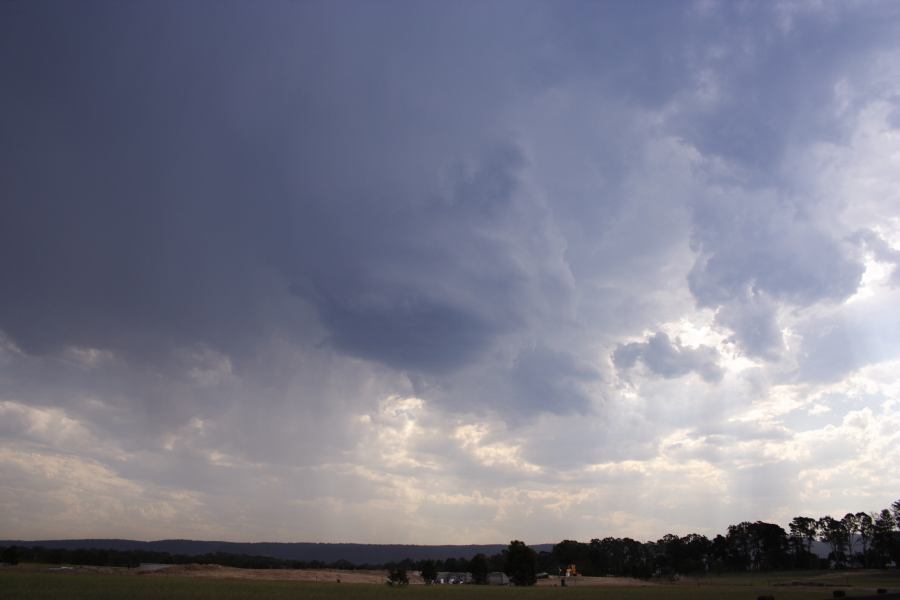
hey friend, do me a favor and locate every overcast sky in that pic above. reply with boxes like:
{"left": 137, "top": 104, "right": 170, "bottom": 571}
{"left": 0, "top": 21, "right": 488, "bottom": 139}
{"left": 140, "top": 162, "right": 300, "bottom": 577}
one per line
{"left": 2, "top": 1, "right": 899, "bottom": 545}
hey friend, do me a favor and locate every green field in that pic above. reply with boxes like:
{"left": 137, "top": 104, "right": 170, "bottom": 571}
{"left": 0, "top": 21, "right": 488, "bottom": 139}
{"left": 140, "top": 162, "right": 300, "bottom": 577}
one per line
{"left": 1, "top": 569, "right": 898, "bottom": 600}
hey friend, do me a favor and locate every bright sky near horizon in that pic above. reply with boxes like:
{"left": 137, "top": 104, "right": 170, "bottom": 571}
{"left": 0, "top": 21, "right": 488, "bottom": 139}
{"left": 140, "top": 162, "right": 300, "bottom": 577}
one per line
{"left": 1, "top": 1, "right": 899, "bottom": 544}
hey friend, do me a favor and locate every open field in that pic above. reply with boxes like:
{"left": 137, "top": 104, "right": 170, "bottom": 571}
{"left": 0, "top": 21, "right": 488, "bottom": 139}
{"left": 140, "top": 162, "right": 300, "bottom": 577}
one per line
{"left": 140, "top": 563, "right": 402, "bottom": 584}
{"left": 1, "top": 566, "right": 898, "bottom": 600}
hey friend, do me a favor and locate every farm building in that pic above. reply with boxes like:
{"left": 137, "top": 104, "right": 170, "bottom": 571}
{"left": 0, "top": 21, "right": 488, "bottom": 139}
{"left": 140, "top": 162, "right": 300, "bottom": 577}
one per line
{"left": 435, "top": 571, "right": 472, "bottom": 584}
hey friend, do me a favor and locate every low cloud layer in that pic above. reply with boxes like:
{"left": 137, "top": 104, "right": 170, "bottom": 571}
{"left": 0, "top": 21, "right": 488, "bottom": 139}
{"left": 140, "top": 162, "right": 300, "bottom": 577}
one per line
{"left": 2, "top": 1, "right": 900, "bottom": 543}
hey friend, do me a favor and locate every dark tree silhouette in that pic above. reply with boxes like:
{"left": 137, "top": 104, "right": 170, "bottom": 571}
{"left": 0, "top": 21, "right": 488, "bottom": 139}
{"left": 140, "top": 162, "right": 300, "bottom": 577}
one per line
{"left": 725, "top": 522, "right": 752, "bottom": 570}
{"left": 469, "top": 553, "right": 488, "bottom": 584}
{"left": 819, "top": 516, "right": 849, "bottom": 567}
{"left": 857, "top": 512, "right": 874, "bottom": 567}
{"left": 552, "top": 539, "right": 589, "bottom": 574}
{"left": 750, "top": 522, "right": 789, "bottom": 570}
{"left": 873, "top": 509, "right": 896, "bottom": 567}
{"left": 387, "top": 566, "right": 409, "bottom": 586}
{"left": 789, "top": 516, "right": 819, "bottom": 568}
{"left": 1, "top": 545, "right": 19, "bottom": 565}
{"left": 505, "top": 540, "right": 537, "bottom": 586}
{"left": 419, "top": 559, "right": 437, "bottom": 583}
{"left": 842, "top": 513, "right": 860, "bottom": 564}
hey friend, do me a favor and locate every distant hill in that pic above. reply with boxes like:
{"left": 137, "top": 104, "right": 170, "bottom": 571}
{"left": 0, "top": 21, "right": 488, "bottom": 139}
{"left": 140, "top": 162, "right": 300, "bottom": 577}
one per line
{"left": 0, "top": 537, "right": 842, "bottom": 563}
{"left": 0, "top": 539, "right": 555, "bottom": 563}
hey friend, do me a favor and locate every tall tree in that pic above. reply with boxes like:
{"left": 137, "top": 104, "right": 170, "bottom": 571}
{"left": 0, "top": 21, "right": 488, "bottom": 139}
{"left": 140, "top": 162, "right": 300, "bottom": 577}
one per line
{"left": 819, "top": 516, "right": 849, "bottom": 567}
{"left": 749, "top": 522, "right": 789, "bottom": 571}
{"left": 873, "top": 509, "right": 896, "bottom": 568}
{"left": 842, "top": 513, "right": 860, "bottom": 564}
{"left": 655, "top": 534, "right": 679, "bottom": 575}
{"left": 552, "top": 539, "right": 588, "bottom": 575}
{"left": 725, "top": 522, "right": 753, "bottom": 570}
{"left": 681, "top": 534, "right": 711, "bottom": 574}
{"left": 505, "top": 540, "right": 537, "bottom": 586}
{"left": 468, "top": 553, "right": 488, "bottom": 585}
{"left": 419, "top": 560, "right": 437, "bottom": 584}
{"left": 857, "top": 512, "right": 874, "bottom": 567}
{"left": 587, "top": 538, "right": 609, "bottom": 575}
{"left": 789, "top": 516, "right": 818, "bottom": 566}
{"left": 1, "top": 546, "right": 19, "bottom": 566}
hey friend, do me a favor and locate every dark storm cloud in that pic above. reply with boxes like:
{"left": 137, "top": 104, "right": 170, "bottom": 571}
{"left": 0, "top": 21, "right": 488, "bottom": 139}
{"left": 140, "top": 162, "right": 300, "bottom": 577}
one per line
{"left": 0, "top": 1, "right": 565, "bottom": 378}
{"left": 541, "top": 2, "right": 692, "bottom": 107}
{"left": 1, "top": 1, "right": 895, "bottom": 413}
{"left": 510, "top": 345, "right": 596, "bottom": 414}
{"left": 687, "top": 192, "right": 864, "bottom": 358}
{"left": 0, "top": 2, "right": 299, "bottom": 358}
{"left": 889, "top": 96, "right": 900, "bottom": 130}
{"left": 688, "top": 194, "right": 864, "bottom": 308}
{"left": 668, "top": 2, "right": 900, "bottom": 175}
{"left": 3, "top": 1, "right": 880, "bottom": 379}
{"left": 613, "top": 332, "right": 723, "bottom": 383}
{"left": 286, "top": 143, "right": 553, "bottom": 373}
{"left": 714, "top": 293, "right": 783, "bottom": 360}
{"left": 669, "top": 3, "right": 900, "bottom": 360}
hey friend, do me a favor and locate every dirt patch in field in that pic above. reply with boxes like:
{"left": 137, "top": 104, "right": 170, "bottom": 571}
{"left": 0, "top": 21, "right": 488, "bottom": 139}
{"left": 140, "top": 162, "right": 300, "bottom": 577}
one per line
{"left": 140, "top": 566, "right": 654, "bottom": 587}
{"left": 536, "top": 576, "right": 656, "bottom": 587}
{"left": 140, "top": 564, "right": 418, "bottom": 584}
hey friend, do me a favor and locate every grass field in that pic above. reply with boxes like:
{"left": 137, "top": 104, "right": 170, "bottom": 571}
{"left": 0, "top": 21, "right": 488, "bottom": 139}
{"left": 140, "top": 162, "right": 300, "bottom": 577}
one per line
{"left": 1, "top": 568, "right": 897, "bottom": 600}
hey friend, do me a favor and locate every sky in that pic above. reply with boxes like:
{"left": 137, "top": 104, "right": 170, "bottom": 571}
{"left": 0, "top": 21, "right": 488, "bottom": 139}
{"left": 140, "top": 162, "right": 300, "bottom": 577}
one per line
{"left": 1, "top": 1, "right": 900, "bottom": 545}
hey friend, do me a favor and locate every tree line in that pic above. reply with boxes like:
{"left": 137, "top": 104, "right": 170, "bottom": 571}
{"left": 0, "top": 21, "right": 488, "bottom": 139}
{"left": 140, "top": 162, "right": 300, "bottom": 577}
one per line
{"left": 3, "top": 499, "right": 898, "bottom": 585}
{"left": 533, "top": 500, "right": 900, "bottom": 582}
